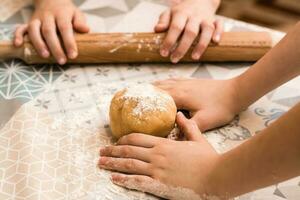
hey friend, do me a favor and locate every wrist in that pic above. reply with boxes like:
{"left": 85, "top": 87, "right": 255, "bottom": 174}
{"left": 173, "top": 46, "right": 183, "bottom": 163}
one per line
{"left": 231, "top": 70, "right": 264, "bottom": 112}
{"left": 34, "top": 0, "right": 72, "bottom": 6}
{"left": 211, "top": 0, "right": 221, "bottom": 10}
{"left": 226, "top": 78, "right": 246, "bottom": 115}
{"left": 190, "top": 0, "right": 220, "bottom": 11}
{"left": 203, "top": 0, "right": 221, "bottom": 11}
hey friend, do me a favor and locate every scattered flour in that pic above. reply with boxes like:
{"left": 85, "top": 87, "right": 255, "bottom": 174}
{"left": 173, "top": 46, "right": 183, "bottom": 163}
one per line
{"left": 109, "top": 45, "right": 126, "bottom": 53}
{"left": 44, "top": 81, "right": 225, "bottom": 199}
{"left": 109, "top": 33, "right": 137, "bottom": 53}
{"left": 109, "top": 33, "right": 162, "bottom": 54}
{"left": 121, "top": 84, "right": 172, "bottom": 117}
{"left": 24, "top": 46, "right": 32, "bottom": 61}
{"left": 137, "top": 43, "right": 142, "bottom": 53}
{"left": 112, "top": 174, "right": 204, "bottom": 200}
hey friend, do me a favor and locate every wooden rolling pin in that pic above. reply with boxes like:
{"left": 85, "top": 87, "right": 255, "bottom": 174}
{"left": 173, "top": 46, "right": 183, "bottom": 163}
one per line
{"left": 0, "top": 32, "right": 272, "bottom": 64}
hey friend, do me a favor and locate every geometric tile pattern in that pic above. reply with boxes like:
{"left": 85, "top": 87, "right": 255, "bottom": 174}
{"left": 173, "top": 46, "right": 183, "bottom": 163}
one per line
{"left": 0, "top": 105, "right": 158, "bottom": 200}
{"left": 0, "top": 61, "right": 67, "bottom": 101}
{"left": 0, "top": 64, "right": 198, "bottom": 199}
{"left": 0, "top": 0, "right": 299, "bottom": 199}
{"left": 0, "top": 0, "right": 31, "bottom": 22}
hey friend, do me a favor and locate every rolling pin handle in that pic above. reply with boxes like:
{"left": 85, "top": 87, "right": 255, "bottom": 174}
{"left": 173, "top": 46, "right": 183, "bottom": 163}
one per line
{"left": 0, "top": 41, "right": 24, "bottom": 61}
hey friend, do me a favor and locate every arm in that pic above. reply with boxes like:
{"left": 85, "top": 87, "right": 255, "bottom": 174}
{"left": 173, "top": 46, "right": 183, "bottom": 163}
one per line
{"left": 154, "top": 22, "right": 300, "bottom": 131}
{"left": 204, "top": 22, "right": 300, "bottom": 198}
{"left": 234, "top": 22, "right": 300, "bottom": 112}
{"left": 97, "top": 23, "right": 300, "bottom": 199}
{"left": 98, "top": 103, "right": 300, "bottom": 199}
{"left": 208, "top": 102, "right": 300, "bottom": 198}
{"left": 14, "top": 0, "right": 89, "bottom": 65}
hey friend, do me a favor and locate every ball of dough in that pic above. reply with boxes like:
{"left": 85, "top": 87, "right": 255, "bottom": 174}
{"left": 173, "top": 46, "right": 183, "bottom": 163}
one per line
{"left": 109, "top": 84, "right": 177, "bottom": 139}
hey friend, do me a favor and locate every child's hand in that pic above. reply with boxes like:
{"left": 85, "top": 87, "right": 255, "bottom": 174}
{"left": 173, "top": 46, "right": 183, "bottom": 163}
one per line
{"left": 14, "top": 0, "right": 89, "bottom": 65}
{"left": 154, "top": 78, "right": 241, "bottom": 131}
{"left": 155, "top": 0, "right": 222, "bottom": 63}
{"left": 99, "top": 112, "right": 220, "bottom": 199}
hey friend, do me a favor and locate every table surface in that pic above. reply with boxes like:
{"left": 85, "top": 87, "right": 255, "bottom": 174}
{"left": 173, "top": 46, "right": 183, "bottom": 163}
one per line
{"left": 0, "top": 0, "right": 300, "bottom": 200}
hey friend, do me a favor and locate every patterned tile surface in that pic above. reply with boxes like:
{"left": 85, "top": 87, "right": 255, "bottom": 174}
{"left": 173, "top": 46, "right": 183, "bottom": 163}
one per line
{"left": 0, "top": 0, "right": 299, "bottom": 199}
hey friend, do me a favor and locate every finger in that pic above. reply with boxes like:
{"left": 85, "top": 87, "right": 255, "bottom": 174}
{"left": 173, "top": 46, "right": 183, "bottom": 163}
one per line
{"left": 73, "top": 10, "right": 89, "bottom": 33}
{"left": 14, "top": 24, "right": 28, "bottom": 47}
{"left": 153, "top": 84, "right": 185, "bottom": 109}
{"left": 28, "top": 20, "right": 50, "bottom": 58}
{"left": 176, "top": 112, "right": 203, "bottom": 142}
{"left": 152, "top": 80, "right": 175, "bottom": 88}
{"left": 170, "top": 19, "right": 200, "bottom": 63}
{"left": 100, "top": 145, "right": 151, "bottom": 162}
{"left": 117, "top": 133, "right": 164, "bottom": 148}
{"left": 111, "top": 173, "right": 178, "bottom": 199}
{"left": 192, "top": 22, "right": 214, "bottom": 60}
{"left": 56, "top": 16, "right": 78, "bottom": 59}
{"left": 153, "top": 78, "right": 187, "bottom": 89}
{"left": 213, "top": 19, "right": 223, "bottom": 43}
{"left": 160, "top": 14, "right": 187, "bottom": 58}
{"left": 154, "top": 10, "right": 171, "bottom": 33}
{"left": 42, "top": 16, "right": 67, "bottom": 65}
{"left": 153, "top": 78, "right": 179, "bottom": 85}
{"left": 99, "top": 157, "right": 152, "bottom": 175}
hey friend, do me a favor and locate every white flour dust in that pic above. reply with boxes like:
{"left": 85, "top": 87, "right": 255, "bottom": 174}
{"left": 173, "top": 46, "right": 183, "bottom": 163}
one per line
{"left": 121, "top": 84, "right": 172, "bottom": 117}
{"left": 112, "top": 174, "right": 203, "bottom": 200}
{"left": 24, "top": 46, "right": 32, "bottom": 57}
{"left": 44, "top": 81, "right": 224, "bottom": 199}
{"left": 109, "top": 33, "right": 137, "bottom": 53}
{"left": 109, "top": 33, "right": 163, "bottom": 54}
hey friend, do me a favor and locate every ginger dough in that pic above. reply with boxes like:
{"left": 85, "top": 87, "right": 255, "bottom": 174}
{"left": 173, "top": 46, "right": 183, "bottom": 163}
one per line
{"left": 109, "top": 84, "right": 177, "bottom": 139}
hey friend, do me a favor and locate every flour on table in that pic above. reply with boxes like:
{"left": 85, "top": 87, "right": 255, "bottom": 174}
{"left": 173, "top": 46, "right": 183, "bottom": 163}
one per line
{"left": 16, "top": 77, "right": 224, "bottom": 199}
{"left": 42, "top": 81, "right": 224, "bottom": 199}
{"left": 115, "top": 177, "right": 202, "bottom": 200}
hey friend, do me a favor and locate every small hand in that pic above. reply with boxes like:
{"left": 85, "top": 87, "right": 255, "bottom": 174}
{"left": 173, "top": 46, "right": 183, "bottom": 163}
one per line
{"left": 99, "top": 112, "right": 220, "bottom": 199}
{"left": 14, "top": 0, "right": 89, "bottom": 65}
{"left": 155, "top": 0, "right": 222, "bottom": 63}
{"left": 154, "top": 78, "right": 241, "bottom": 131}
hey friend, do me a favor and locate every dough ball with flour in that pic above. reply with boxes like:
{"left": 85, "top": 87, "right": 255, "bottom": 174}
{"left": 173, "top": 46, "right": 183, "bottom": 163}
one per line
{"left": 109, "top": 84, "right": 177, "bottom": 139}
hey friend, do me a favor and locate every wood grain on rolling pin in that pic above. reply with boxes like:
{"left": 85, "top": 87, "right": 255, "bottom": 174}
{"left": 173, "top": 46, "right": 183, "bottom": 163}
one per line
{"left": 0, "top": 32, "right": 272, "bottom": 64}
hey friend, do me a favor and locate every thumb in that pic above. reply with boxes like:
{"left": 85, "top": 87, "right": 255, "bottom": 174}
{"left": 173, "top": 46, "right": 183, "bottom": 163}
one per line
{"left": 73, "top": 10, "right": 90, "bottom": 33}
{"left": 176, "top": 112, "right": 204, "bottom": 142}
{"left": 191, "top": 111, "right": 210, "bottom": 132}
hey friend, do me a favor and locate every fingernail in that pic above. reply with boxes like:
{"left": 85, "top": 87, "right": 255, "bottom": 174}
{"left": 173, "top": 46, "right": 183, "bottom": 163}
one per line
{"left": 111, "top": 174, "right": 117, "bottom": 181}
{"left": 58, "top": 58, "right": 66, "bottom": 65}
{"left": 111, "top": 174, "right": 121, "bottom": 182}
{"left": 171, "top": 54, "right": 180, "bottom": 63}
{"left": 99, "top": 148, "right": 105, "bottom": 155}
{"left": 99, "top": 157, "right": 107, "bottom": 165}
{"left": 41, "top": 49, "right": 49, "bottom": 58}
{"left": 177, "top": 111, "right": 183, "bottom": 117}
{"left": 214, "top": 34, "right": 220, "bottom": 42}
{"left": 192, "top": 53, "right": 200, "bottom": 60}
{"left": 160, "top": 49, "right": 169, "bottom": 57}
{"left": 69, "top": 50, "right": 77, "bottom": 59}
{"left": 15, "top": 39, "right": 21, "bottom": 46}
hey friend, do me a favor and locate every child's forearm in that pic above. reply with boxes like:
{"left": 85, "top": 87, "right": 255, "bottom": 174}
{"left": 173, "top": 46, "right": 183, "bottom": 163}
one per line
{"left": 233, "top": 22, "right": 300, "bottom": 111}
{"left": 207, "top": 102, "right": 300, "bottom": 198}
